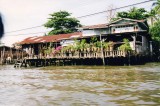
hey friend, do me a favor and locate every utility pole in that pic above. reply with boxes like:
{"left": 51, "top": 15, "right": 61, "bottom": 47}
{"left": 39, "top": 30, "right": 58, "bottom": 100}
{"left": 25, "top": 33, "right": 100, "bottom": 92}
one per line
{"left": 100, "top": 33, "right": 105, "bottom": 65}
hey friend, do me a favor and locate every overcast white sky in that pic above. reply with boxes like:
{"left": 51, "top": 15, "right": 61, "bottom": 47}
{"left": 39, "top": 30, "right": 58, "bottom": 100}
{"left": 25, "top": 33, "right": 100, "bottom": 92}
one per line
{"left": 0, "top": 0, "right": 154, "bottom": 46}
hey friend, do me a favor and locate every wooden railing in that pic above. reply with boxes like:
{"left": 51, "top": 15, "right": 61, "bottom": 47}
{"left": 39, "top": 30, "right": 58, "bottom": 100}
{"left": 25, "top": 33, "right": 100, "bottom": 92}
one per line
{"left": 53, "top": 50, "right": 127, "bottom": 59}
{"left": 25, "top": 50, "right": 138, "bottom": 60}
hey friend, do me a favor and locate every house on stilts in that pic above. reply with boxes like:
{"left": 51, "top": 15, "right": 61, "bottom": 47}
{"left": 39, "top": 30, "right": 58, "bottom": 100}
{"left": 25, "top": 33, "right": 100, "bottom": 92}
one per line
{"left": 18, "top": 18, "right": 152, "bottom": 66}
{"left": 0, "top": 43, "right": 27, "bottom": 65}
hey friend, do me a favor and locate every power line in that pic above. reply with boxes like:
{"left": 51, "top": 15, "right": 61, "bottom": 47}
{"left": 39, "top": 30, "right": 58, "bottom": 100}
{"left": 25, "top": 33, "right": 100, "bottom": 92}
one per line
{"left": 5, "top": 25, "right": 43, "bottom": 34}
{"left": 4, "top": 0, "right": 154, "bottom": 35}
{"left": 4, "top": 0, "right": 106, "bottom": 34}
{"left": 7, "top": 31, "right": 50, "bottom": 36}
{"left": 77, "top": 0, "right": 154, "bottom": 18}
{"left": 6, "top": 27, "right": 78, "bottom": 36}
{"left": 6, "top": 26, "right": 80, "bottom": 36}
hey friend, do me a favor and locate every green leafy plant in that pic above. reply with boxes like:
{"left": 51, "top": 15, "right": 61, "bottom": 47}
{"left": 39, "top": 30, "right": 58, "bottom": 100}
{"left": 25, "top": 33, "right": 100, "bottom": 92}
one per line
{"left": 119, "top": 39, "right": 132, "bottom": 51}
{"left": 73, "top": 39, "right": 81, "bottom": 51}
{"left": 90, "top": 37, "right": 98, "bottom": 44}
{"left": 61, "top": 45, "right": 73, "bottom": 52}
{"left": 80, "top": 39, "right": 87, "bottom": 49}
{"left": 103, "top": 42, "right": 109, "bottom": 50}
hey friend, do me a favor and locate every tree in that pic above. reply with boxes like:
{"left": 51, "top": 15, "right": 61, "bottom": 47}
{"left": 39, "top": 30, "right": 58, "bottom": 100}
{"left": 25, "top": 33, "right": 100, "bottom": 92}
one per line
{"left": 112, "top": 7, "right": 150, "bottom": 21}
{"left": 149, "top": 9, "right": 158, "bottom": 21}
{"left": 149, "top": 20, "right": 160, "bottom": 60}
{"left": 150, "top": 20, "right": 160, "bottom": 42}
{"left": 44, "top": 11, "right": 81, "bottom": 35}
{"left": 152, "top": 0, "right": 160, "bottom": 14}
{"left": 149, "top": 0, "right": 160, "bottom": 22}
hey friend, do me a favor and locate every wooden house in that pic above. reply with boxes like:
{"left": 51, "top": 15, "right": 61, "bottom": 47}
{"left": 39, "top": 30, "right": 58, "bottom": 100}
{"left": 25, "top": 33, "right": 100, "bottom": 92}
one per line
{"left": 18, "top": 18, "right": 151, "bottom": 66}
{"left": 0, "top": 45, "right": 26, "bottom": 64}
{"left": 18, "top": 32, "right": 82, "bottom": 59}
{"left": 82, "top": 18, "right": 151, "bottom": 55}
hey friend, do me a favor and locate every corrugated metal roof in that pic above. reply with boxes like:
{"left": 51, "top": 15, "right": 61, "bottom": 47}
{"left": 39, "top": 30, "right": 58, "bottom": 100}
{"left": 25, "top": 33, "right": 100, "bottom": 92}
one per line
{"left": 19, "top": 32, "right": 82, "bottom": 45}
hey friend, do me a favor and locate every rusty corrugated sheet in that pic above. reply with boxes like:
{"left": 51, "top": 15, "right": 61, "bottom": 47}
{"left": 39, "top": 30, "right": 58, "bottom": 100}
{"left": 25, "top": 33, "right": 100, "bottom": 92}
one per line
{"left": 19, "top": 32, "right": 82, "bottom": 44}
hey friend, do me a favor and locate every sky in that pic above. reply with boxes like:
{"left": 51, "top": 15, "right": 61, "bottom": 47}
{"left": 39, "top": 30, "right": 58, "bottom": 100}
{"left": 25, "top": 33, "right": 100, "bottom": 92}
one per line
{"left": 0, "top": 0, "right": 154, "bottom": 46}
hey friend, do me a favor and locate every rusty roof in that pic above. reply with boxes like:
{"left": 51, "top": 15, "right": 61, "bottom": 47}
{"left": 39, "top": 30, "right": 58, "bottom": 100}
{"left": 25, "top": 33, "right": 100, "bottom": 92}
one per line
{"left": 19, "top": 32, "right": 82, "bottom": 45}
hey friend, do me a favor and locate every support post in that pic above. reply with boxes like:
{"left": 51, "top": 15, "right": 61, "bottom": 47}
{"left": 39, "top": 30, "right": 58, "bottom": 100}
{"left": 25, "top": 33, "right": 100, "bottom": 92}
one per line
{"left": 100, "top": 34, "right": 105, "bottom": 65}
{"left": 150, "top": 41, "right": 153, "bottom": 60}
{"left": 128, "top": 51, "right": 131, "bottom": 66}
{"left": 0, "top": 48, "right": 2, "bottom": 64}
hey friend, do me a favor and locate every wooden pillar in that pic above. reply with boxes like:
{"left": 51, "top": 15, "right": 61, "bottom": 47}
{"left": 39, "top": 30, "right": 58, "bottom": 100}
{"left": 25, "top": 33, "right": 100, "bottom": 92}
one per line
{"left": 132, "top": 35, "right": 136, "bottom": 51}
{"left": 150, "top": 41, "right": 153, "bottom": 58}
{"left": 1, "top": 47, "right": 5, "bottom": 64}
{"left": 100, "top": 34, "right": 105, "bottom": 65}
{"left": 22, "top": 49, "right": 24, "bottom": 59}
{"left": 128, "top": 51, "right": 131, "bottom": 66}
{"left": 0, "top": 48, "right": 2, "bottom": 64}
{"left": 38, "top": 44, "right": 41, "bottom": 58}
{"left": 10, "top": 47, "right": 12, "bottom": 59}
{"left": 16, "top": 49, "right": 18, "bottom": 60}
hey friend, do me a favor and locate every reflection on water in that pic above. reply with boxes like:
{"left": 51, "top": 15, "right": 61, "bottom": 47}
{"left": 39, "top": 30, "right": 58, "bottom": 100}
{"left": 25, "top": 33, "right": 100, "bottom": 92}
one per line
{"left": 0, "top": 63, "right": 160, "bottom": 106}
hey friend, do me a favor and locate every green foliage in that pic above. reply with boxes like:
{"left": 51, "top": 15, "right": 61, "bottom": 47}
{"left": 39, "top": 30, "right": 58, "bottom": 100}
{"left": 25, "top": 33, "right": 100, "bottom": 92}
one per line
{"left": 59, "top": 36, "right": 116, "bottom": 53}
{"left": 90, "top": 37, "right": 101, "bottom": 48}
{"left": 61, "top": 39, "right": 89, "bottom": 52}
{"left": 149, "top": 9, "right": 157, "bottom": 18}
{"left": 145, "top": 0, "right": 160, "bottom": 22}
{"left": 94, "top": 41, "right": 101, "bottom": 48}
{"left": 150, "top": 20, "right": 160, "bottom": 41}
{"left": 44, "top": 47, "right": 52, "bottom": 54}
{"left": 103, "top": 41, "right": 113, "bottom": 48}
{"left": 119, "top": 39, "right": 132, "bottom": 51}
{"left": 103, "top": 42, "right": 109, "bottom": 48}
{"left": 79, "top": 39, "right": 89, "bottom": 49}
{"left": 44, "top": 11, "right": 81, "bottom": 35}
{"left": 149, "top": 20, "right": 160, "bottom": 59}
{"left": 112, "top": 7, "right": 150, "bottom": 21}
{"left": 73, "top": 39, "right": 81, "bottom": 50}
{"left": 63, "top": 45, "right": 74, "bottom": 52}
{"left": 90, "top": 37, "right": 98, "bottom": 44}
{"left": 44, "top": 42, "right": 53, "bottom": 54}
{"left": 152, "top": 0, "right": 160, "bottom": 14}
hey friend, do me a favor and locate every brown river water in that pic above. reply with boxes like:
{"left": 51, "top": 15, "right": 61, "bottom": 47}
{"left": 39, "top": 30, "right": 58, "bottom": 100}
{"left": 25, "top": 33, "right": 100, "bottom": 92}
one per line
{"left": 0, "top": 63, "right": 160, "bottom": 106}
